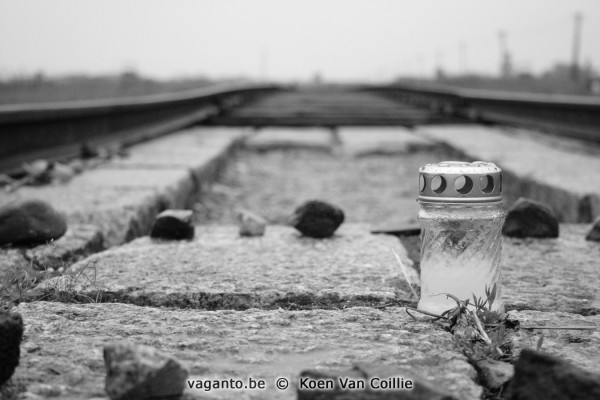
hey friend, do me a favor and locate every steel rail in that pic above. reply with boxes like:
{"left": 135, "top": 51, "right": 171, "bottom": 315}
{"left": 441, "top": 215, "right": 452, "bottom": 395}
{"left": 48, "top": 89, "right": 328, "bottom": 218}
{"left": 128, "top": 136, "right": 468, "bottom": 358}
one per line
{"left": 363, "top": 84, "right": 600, "bottom": 143}
{"left": 0, "top": 82, "right": 281, "bottom": 173}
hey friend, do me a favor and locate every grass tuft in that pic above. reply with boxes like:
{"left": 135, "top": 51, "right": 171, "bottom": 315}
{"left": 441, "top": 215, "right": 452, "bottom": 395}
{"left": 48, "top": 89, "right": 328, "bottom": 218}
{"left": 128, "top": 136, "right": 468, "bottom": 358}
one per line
{"left": 1, "top": 241, "right": 105, "bottom": 310}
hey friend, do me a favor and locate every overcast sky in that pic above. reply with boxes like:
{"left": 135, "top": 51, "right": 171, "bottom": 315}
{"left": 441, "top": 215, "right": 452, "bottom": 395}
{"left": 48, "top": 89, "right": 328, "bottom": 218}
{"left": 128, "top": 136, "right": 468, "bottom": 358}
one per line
{"left": 1, "top": 0, "right": 599, "bottom": 82}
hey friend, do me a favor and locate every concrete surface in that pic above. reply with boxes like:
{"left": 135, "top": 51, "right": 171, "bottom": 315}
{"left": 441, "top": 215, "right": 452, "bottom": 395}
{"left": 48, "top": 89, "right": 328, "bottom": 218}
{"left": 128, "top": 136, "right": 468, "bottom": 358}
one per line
{"left": 337, "top": 126, "right": 435, "bottom": 157}
{"left": 502, "top": 224, "right": 600, "bottom": 315}
{"left": 40, "top": 224, "right": 419, "bottom": 308}
{"left": 509, "top": 310, "right": 600, "bottom": 375}
{"left": 12, "top": 302, "right": 481, "bottom": 400}
{"left": 3, "top": 125, "right": 600, "bottom": 400}
{"left": 191, "top": 146, "right": 450, "bottom": 228}
{"left": 0, "top": 127, "right": 249, "bottom": 249}
{"left": 244, "top": 128, "right": 334, "bottom": 152}
{"left": 417, "top": 125, "right": 600, "bottom": 222}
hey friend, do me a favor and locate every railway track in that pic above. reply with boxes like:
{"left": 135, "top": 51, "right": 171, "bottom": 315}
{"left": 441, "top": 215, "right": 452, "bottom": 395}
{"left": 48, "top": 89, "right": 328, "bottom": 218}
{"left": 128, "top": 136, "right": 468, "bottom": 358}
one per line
{"left": 364, "top": 83, "right": 600, "bottom": 143}
{"left": 2, "top": 82, "right": 600, "bottom": 175}
{"left": 0, "top": 82, "right": 280, "bottom": 173}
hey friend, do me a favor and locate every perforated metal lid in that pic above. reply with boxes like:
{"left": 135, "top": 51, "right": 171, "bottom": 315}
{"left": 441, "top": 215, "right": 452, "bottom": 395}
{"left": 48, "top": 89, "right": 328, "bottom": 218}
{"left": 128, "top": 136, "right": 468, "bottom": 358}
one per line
{"left": 418, "top": 161, "right": 502, "bottom": 203}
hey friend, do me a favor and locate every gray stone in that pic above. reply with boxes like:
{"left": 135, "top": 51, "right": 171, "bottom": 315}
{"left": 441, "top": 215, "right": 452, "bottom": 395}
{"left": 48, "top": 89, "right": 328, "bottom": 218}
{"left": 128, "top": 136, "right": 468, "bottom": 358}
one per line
{"left": 237, "top": 209, "right": 267, "bottom": 237}
{"left": 0, "top": 174, "right": 15, "bottom": 187}
{"left": 475, "top": 359, "right": 513, "bottom": 390}
{"left": 23, "top": 160, "right": 52, "bottom": 185}
{"left": 508, "top": 310, "right": 600, "bottom": 375}
{"left": 42, "top": 225, "right": 419, "bottom": 307}
{"left": 503, "top": 198, "right": 559, "bottom": 238}
{"left": 50, "top": 163, "right": 75, "bottom": 184}
{"left": 585, "top": 217, "right": 600, "bottom": 241}
{"left": 0, "top": 310, "right": 24, "bottom": 386}
{"left": 68, "top": 159, "right": 85, "bottom": 174}
{"left": 14, "top": 302, "right": 482, "bottom": 399}
{"left": 292, "top": 200, "right": 345, "bottom": 238}
{"left": 502, "top": 225, "right": 600, "bottom": 314}
{"left": 150, "top": 209, "right": 194, "bottom": 240}
{"left": 505, "top": 349, "right": 600, "bottom": 400}
{"left": 104, "top": 341, "right": 189, "bottom": 400}
{"left": 0, "top": 199, "right": 67, "bottom": 246}
{"left": 80, "top": 143, "right": 100, "bottom": 159}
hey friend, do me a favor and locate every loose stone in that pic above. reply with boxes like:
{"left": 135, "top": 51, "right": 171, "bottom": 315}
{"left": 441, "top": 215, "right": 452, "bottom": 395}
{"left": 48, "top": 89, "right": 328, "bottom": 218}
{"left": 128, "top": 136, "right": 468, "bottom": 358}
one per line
{"left": 0, "top": 199, "right": 68, "bottom": 246}
{"left": 50, "top": 162, "right": 76, "bottom": 183}
{"left": 475, "top": 359, "right": 513, "bottom": 390}
{"left": 291, "top": 200, "right": 345, "bottom": 238}
{"left": 150, "top": 209, "right": 194, "bottom": 240}
{"left": 0, "top": 311, "right": 24, "bottom": 387}
{"left": 80, "top": 143, "right": 100, "bottom": 159}
{"left": 22, "top": 159, "right": 53, "bottom": 185}
{"left": 237, "top": 209, "right": 267, "bottom": 237}
{"left": 505, "top": 349, "right": 600, "bottom": 400}
{"left": 502, "top": 198, "right": 559, "bottom": 238}
{"left": 585, "top": 217, "right": 600, "bottom": 241}
{"left": 103, "top": 341, "right": 189, "bottom": 400}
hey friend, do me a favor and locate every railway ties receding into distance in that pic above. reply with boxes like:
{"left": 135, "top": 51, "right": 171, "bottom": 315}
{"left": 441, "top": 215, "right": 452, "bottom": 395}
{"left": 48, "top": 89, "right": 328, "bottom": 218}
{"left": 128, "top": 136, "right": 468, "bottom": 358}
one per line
{"left": 2, "top": 82, "right": 600, "bottom": 175}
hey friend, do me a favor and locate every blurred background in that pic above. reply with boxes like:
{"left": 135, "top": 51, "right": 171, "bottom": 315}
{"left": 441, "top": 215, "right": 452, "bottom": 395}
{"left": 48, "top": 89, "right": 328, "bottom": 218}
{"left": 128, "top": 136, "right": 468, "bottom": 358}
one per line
{"left": 1, "top": 0, "right": 599, "bottom": 104}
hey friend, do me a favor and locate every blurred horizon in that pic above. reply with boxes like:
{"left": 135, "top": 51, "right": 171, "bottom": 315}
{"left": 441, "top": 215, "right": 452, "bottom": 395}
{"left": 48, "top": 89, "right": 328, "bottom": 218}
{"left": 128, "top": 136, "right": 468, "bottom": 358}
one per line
{"left": 1, "top": 0, "right": 600, "bottom": 104}
{"left": 1, "top": 0, "right": 600, "bottom": 82}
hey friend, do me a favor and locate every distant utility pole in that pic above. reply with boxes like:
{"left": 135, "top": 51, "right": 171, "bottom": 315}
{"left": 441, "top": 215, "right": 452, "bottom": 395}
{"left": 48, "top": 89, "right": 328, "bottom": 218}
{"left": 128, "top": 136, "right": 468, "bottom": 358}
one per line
{"left": 498, "top": 30, "right": 512, "bottom": 78}
{"left": 435, "top": 49, "right": 445, "bottom": 78}
{"left": 571, "top": 12, "right": 583, "bottom": 80}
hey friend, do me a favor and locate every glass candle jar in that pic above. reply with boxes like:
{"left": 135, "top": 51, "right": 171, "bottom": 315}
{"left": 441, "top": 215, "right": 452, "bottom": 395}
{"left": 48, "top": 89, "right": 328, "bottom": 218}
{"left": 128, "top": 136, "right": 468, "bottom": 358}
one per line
{"left": 417, "top": 161, "right": 505, "bottom": 315}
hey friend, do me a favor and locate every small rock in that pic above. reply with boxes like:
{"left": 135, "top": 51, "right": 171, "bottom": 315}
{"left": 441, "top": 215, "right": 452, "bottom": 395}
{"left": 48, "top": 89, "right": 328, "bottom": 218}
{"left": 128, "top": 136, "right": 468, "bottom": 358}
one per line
{"left": 0, "top": 199, "right": 68, "bottom": 246}
{"left": 0, "top": 310, "right": 24, "bottom": 386}
{"left": 150, "top": 209, "right": 194, "bottom": 240}
{"left": 68, "top": 159, "right": 85, "bottom": 174}
{"left": 291, "top": 200, "right": 345, "bottom": 238}
{"left": 28, "top": 383, "right": 65, "bottom": 397}
{"left": 80, "top": 143, "right": 100, "bottom": 159}
{"left": 0, "top": 174, "right": 15, "bottom": 187}
{"left": 104, "top": 341, "right": 189, "bottom": 400}
{"left": 50, "top": 163, "right": 75, "bottom": 183}
{"left": 64, "top": 366, "right": 88, "bottom": 385}
{"left": 237, "top": 210, "right": 267, "bottom": 237}
{"left": 585, "top": 217, "right": 600, "bottom": 241}
{"left": 502, "top": 198, "right": 559, "bottom": 238}
{"left": 23, "top": 159, "right": 52, "bottom": 185}
{"left": 475, "top": 359, "right": 513, "bottom": 390}
{"left": 505, "top": 348, "right": 600, "bottom": 400}
{"left": 22, "top": 341, "right": 41, "bottom": 354}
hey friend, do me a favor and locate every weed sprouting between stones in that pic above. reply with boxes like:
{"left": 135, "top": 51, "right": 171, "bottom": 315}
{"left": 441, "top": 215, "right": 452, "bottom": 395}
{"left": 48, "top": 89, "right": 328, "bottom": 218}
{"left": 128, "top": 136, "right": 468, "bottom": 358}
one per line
{"left": 441, "top": 286, "right": 514, "bottom": 362}
{"left": 39, "top": 260, "right": 106, "bottom": 304}
{"left": 0, "top": 262, "right": 43, "bottom": 310}
{"left": 1, "top": 243, "right": 105, "bottom": 311}
{"left": 404, "top": 284, "right": 514, "bottom": 362}
{"left": 390, "top": 251, "right": 513, "bottom": 362}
